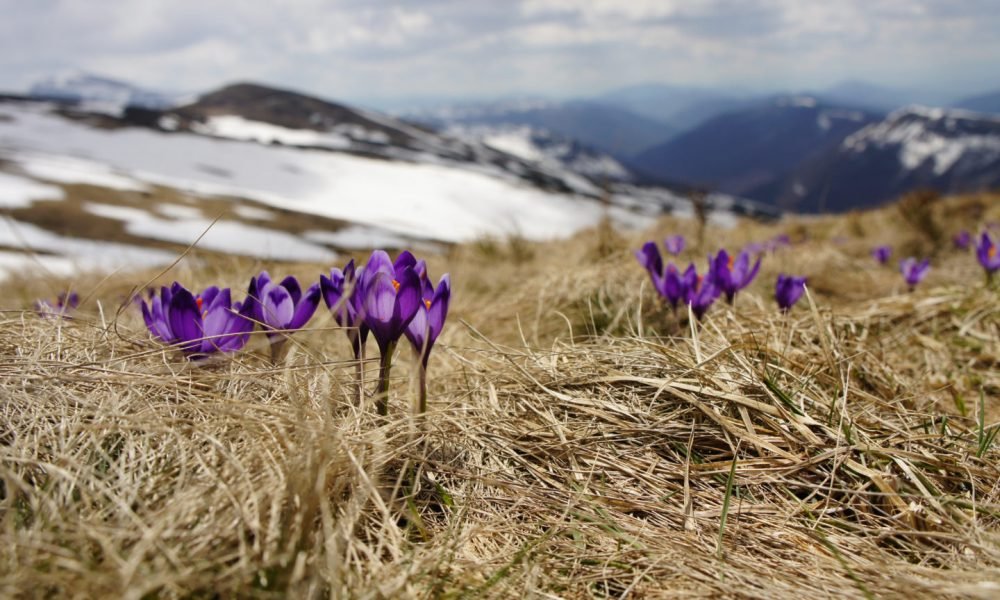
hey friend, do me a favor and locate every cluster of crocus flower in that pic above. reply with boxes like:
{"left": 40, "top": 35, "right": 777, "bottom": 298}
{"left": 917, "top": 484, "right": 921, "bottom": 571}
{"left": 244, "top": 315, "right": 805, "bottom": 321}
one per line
{"left": 140, "top": 283, "right": 254, "bottom": 356}
{"left": 636, "top": 241, "right": 762, "bottom": 320}
{"left": 323, "top": 250, "right": 451, "bottom": 414}
{"left": 137, "top": 250, "right": 450, "bottom": 415}
{"left": 35, "top": 292, "right": 79, "bottom": 319}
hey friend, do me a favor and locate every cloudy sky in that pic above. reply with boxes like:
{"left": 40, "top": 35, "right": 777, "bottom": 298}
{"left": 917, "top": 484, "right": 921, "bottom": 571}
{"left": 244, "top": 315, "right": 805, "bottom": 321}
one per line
{"left": 1, "top": 0, "right": 998, "bottom": 107}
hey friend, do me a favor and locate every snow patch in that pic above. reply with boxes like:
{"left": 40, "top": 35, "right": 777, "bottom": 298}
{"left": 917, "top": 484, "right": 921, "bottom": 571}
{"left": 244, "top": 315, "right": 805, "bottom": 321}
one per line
{"left": 230, "top": 204, "right": 275, "bottom": 220}
{"left": 195, "top": 115, "right": 352, "bottom": 150}
{"left": 156, "top": 203, "right": 203, "bottom": 220}
{"left": 11, "top": 152, "right": 148, "bottom": 191}
{"left": 0, "top": 219, "right": 177, "bottom": 276}
{"left": 84, "top": 202, "right": 336, "bottom": 262}
{"left": 0, "top": 171, "right": 64, "bottom": 207}
{"left": 305, "top": 226, "right": 415, "bottom": 250}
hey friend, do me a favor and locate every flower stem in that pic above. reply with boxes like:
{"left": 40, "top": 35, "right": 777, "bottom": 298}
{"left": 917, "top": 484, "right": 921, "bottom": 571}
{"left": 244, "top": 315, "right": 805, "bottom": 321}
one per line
{"left": 375, "top": 341, "right": 395, "bottom": 417}
{"left": 417, "top": 362, "right": 428, "bottom": 415}
{"left": 269, "top": 337, "right": 287, "bottom": 364}
{"left": 352, "top": 333, "right": 366, "bottom": 406}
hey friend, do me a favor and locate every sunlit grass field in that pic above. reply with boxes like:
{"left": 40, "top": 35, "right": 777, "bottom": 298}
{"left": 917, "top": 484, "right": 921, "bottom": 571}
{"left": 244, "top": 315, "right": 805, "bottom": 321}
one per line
{"left": 2, "top": 191, "right": 999, "bottom": 598}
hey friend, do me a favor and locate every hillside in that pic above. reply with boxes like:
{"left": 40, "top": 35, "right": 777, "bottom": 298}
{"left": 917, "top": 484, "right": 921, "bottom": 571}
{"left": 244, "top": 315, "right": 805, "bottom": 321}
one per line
{"left": 0, "top": 89, "right": 768, "bottom": 280}
{"left": 2, "top": 191, "right": 999, "bottom": 597}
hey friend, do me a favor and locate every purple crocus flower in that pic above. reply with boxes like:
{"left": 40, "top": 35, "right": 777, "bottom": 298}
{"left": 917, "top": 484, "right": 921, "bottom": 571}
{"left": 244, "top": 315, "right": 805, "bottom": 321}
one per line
{"left": 406, "top": 264, "right": 451, "bottom": 414}
{"left": 953, "top": 230, "right": 971, "bottom": 250}
{"left": 977, "top": 232, "right": 1000, "bottom": 281}
{"left": 244, "top": 271, "right": 321, "bottom": 360}
{"left": 871, "top": 245, "right": 892, "bottom": 264}
{"left": 246, "top": 271, "right": 321, "bottom": 338}
{"left": 359, "top": 250, "right": 422, "bottom": 415}
{"left": 709, "top": 249, "right": 761, "bottom": 304}
{"left": 899, "top": 258, "right": 930, "bottom": 290}
{"left": 659, "top": 263, "right": 698, "bottom": 310}
{"left": 664, "top": 235, "right": 686, "bottom": 256}
{"left": 360, "top": 250, "right": 422, "bottom": 354}
{"left": 35, "top": 292, "right": 79, "bottom": 318}
{"left": 686, "top": 274, "right": 721, "bottom": 321}
{"left": 775, "top": 274, "right": 807, "bottom": 313}
{"left": 405, "top": 265, "right": 451, "bottom": 367}
{"left": 139, "top": 283, "right": 253, "bottom": 357}
{"left": 636, "top": 242, "right": 697, "bottom": 311}
{"left": 636, "top": 241, "right": 664, "bottom": 287}
{"left": 320, "top": 259, "right": 369, "bottom": 354}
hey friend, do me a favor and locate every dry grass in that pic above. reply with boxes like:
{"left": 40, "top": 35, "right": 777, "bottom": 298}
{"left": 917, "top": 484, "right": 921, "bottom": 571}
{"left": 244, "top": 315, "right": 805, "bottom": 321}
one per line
{"left": 2, "top": 194, "right": 1000, "bottom": 598}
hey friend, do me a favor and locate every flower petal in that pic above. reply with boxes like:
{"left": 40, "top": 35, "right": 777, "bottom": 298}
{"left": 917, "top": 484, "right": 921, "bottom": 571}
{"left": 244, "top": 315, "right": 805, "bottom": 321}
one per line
{"left": 392, "top": 268, "right": 422, "bottom": 335}
{"left": 261, "top": 282, "right": 294, "bottom": 329}
{"left": 280, "top": 275, "right": 302, "bottom": 306}
{"left": 167, "top": 287, "right": 202, "bottom": 348}
{"left": 288, "top": 283, "right": 321, "bottom": 329}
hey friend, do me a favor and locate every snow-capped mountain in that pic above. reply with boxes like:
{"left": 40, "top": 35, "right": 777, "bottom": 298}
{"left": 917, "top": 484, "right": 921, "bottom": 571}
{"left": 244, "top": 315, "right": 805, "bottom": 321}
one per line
{"left": 750, "top": 106, "right": 1000, "bottom": 211}
{"left": 631, "top": 95, "right": 881, "bottom": 196}
{"left": 443, "top": 124, "right": 632, "bottom": 184}
{"left": 28, "top": 71, "right": 182, "bottom": 113}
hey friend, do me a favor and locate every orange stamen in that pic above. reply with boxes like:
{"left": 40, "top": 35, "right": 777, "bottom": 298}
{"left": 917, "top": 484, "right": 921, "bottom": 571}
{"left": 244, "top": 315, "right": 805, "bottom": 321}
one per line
{"left": 727, "top": 255, "right": 734, "bottom": 270}
{"left": 990, "top": 245, "right": 997, "bottom": 259}
{"left": 424, "top": 299, "right": 432, "bottom": 309}
{"left": 392, "top": 279, "right": 400, "bottom": 292}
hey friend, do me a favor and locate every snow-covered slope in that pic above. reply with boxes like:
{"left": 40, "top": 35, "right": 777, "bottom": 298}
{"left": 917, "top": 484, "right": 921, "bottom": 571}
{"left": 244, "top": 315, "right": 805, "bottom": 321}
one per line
{"left": 445, "top": 124, "right": 632, "bottom": 186}
{"left": 0, "top": 98, "right": 666, "bottom": 279}
{"left": 0, "top": 83, "right": 750, "bottom": 280}
{"left": 0, "top": 102, "right": 605, "bottom": 243}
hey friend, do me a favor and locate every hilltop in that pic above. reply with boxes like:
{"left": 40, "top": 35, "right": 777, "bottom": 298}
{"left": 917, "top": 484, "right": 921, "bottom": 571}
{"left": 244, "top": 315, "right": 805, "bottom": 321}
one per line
{"left": 2, "top": 190, "right": 999, "bottom": 597}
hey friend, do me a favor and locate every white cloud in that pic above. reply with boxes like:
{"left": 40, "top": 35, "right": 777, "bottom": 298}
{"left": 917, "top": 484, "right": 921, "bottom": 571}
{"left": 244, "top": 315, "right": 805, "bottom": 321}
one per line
{"left": 0, "top": 0, "right": 998, "bottom": 103}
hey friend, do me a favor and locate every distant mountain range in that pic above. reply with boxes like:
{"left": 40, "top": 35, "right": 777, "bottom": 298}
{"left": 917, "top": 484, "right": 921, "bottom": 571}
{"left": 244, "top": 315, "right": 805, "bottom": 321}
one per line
{"left": 403, "top": 99, "right": 675, "bottom": 160}
{"left": 630, "top": 96, "right": 882, "bottom": 195}
{"left": 591, "top": 83, "right": 750, "bottom": 132}
{"left": 14, "top": 71, "right": 1000, "bottom": 215}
